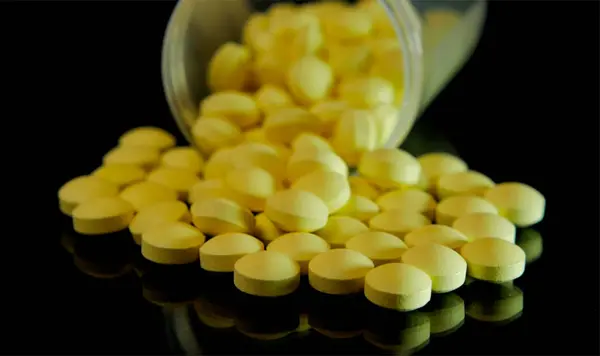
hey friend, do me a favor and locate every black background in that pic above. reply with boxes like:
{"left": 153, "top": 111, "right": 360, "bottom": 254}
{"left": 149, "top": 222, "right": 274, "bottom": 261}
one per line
{"left": 2, "top": 1, "right": 599, "bottom": 355}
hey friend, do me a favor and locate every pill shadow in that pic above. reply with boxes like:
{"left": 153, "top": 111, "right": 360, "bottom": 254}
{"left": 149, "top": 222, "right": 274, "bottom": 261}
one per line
{"left": 462, "top": 281, "right": 524, "bottom": 325}
{"left": 140, "top": 260, "right": 203, "bottom": 307}
{"left": 515, "top": 228, "right": 543, "bottom": 264}
{"left": 420, "top": 293, "right": 465, "bottom": 337}
{"left": 71, "top": 229, "right": 135, "bottom": 280}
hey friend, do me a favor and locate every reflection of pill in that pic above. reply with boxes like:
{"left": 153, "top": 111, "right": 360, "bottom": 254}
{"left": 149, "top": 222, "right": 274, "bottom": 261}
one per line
{"left": 417, "top": 152, "right": 467, "bottom": 188}
{"left": 141, "top": 222, "right": 206, "bottom": 264}
{"left": 376, "top": 189, "right": 437, "bottom": 220}
{"left": 465, "top": 282, "right": 524, "bottom": 324}
{"left": 422, "top": 293, "right": 465, "bottom": 336}
{"left": 147, "top": 167, "right": 201, "bottom": 201}
{"left": 92, "top": 164, "right": 146, "bottom": 190}
{"left": 369, "top": 210, "right": 431, "bottom": 239}
{"left": 453, "top": 212, "right": 516, "bottom": 243}
{"left": 58, "top": 176, "right": 119, "bottom": 216}
{"left": 435, "top": 196, "right": 498, "bottom": 226}
{"left": 224, "top": 167, "right": 277, "bottom": 212}
{"left": 460, "top": 238, "right": 526, "bottom": 283}
{"left": 267, "top": 232, "right": 330, "bottom": 274}
{"left": 265, "top": 189, "right": 329, "bottom": 232}
{"left": 119, "top": 127, "right": 176, "bottom": 151}
{"left": 188, "top": 179, "right": 229, "bottom": 204}
{"left": 359, "top": 148, "right": 421, "bottom": 189}
{"left": 308, "top": 249, "right": 374, "bottom": 295}
{"left": 401, "top": 243, "right": 467, "bottom": 293}
{"left": 315, "top": 216, "right": 369, "bottom": 248}
{"left": 334, "top": 194, "right": 380, "bottom": 222}
{"left": 253, "top": 213, "right": 283, "bottom": 244}
{"left": 200, "top": 233, "right": 264, "bottom": 272}
{"left": 191, "top": 198, "right": 254, "bottom": 236}
{"left": 103, "top": 146, "right": 161, "bottom": 171}
{"left": 436, "top": 171, "right": 495, "bottom": 200}
{"left": 404, "top": 225, "right": 469, "bottom": 250}
{"left": 516, "top": 229, "right": 543, "bottom": 263}
{"left": 292, "top": 170, "right": 351, "bottom": 214}
{"left": 129, "top": 201, "right": 191, "bottom": 245}
{"left": 484, "top": 182, "right": 545, "bottom": 228}
{"left": 234, "top": 251, "right": 301, "bottom": 297}
{"left": 348, "top": 176, "right": 380, "bottom": 200}
{"left": 120, "top": 181, "right": 178, "bottom": 211}
{"left": 160, "top": 147, "right": 204, "bottom": 175}
{"left": 345, "top": 231, "right": 407, "bottom": 265}
{"left": 364, "top": 263, "right": 432, "bottom": 311}
{"left": 72, "top": 197, "right": 135, "bottom": 235}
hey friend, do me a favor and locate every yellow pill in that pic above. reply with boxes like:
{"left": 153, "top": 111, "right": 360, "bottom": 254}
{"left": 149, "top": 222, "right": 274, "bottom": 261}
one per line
{"left": 292, "top": 170, "right": 351, "bottom": 214}
{"left": 348, "top": 176, "right": 380, "bottom": 201}
{"left": 263, "top": 107, "right": 323, "bottom": 145}
{"left": 417, "top": 152, "right": 468, "bottom": 189}
{"left": 287, "top": 56, "right": 334, "bottom": 105}
{"left": 266, "top": 232, "right": 330, "bottom": 274}
{"left": 141, "top": 222, "right": 205, "bottom": 265}
{"left": 435, "top": 196, "right": 499, "bottom": 226}
{"left": 327, "top": 43, "right": 371, "bottom": 78}
{"left": 199, "top": 232, "right": 264, "bottom": 272}
{"left": 129, "top": 200, "right": 191, "bottom": 245}
{"left": 253, "top": 213, "right": 283, "bottom": 244}
{"left": 291, "top": 133, "right": 332, "bottom": 155}
{"left": 72, "top": 196, "right": 135, "bottom": 235}
{"left": 364, "top": 263, "right": 432, "bottom": 311}
{"left": 483, "top": 182, "right": 546, "bottom": 227}
{"left": 191, "top": 198, "right": 254, "bottom": 236}
{"left": 160, "top": 147, "right": 204, "bottom": 175}
{"left": 437, "top": 171, "right": 495, "bottom": 200}
{"left": 345, "top": 231, "right": 407, "bottom": 266}
{"left": 404, "top": 225, "right": 469, "bottom": 250}
{"left": 242, "top": 13, "right": 270, "bottom": 52}
{"left": 334, "top": 194, "right": 380, "bottom": 222}
{"left": 200, "top": 91, "right": 260, "bottom": 129}
{"left": 315, "top": 216, "right": 369, "bottom": 248}
{"left": 359, "top": 148, "right": 421, "bottom": 189}
{"left": 331, "top": 109, "right": 377, "bottom": 166}
{"left": 309, "top": 100, "right": 348, "bottom": 137}
{"left": 265, "top": 189, "right": 329, "bottom": 232}
{"left": 453, "top": 212, "right": 516, "bottom": 243}
{"left": 146, "top": 167, "right": 201, "bottom": 201}
{"left": 376, "top": 189, "right": 437, "bottom": 220}
{"left": 234, "top": 251, "right": 301, "bottom": 297}
{"left": 118, "top": 127, "right": 176, "bottom": 151}
{"left": 371, "top": 104, "right": 399, "bottom": 148}
{"left": 253, "top": 54, "right": 288, "bottom": 88}
{"left": 203, "top": 147, "right": 236, "bottom": 180}
{"left": 308, "top": 249, "right": 374, "bottom": 295}
{"left": 188, "top": 179, "right": 228, "bottom": 204}
{"left": 103, "top": 146, "right": 161, "bottom": 171}
{"left": 92, "top": 164, "right": 146, "bottom": 190}
{"left": 191, "top": 117, "right": 243, "bottom": 156}
{"left": 58, "top": 176, "right": 119, "bottom": 216}
{"left": 229, "top": 142, "right": 287, "bottom": 182}
{"left": 369, "top": 210, "right": 431, "bottom": 239}
{"left": 338, "top": 76, "right": 395, "bottom": 109}
{"left": 289, "top": 17, "right": 324, "bottom": 60}
{"left": 460, "top": 238, "right": 526, "bottom": 283}
{"left": 368, "top": 38, "right": 401, "bottom": 59}
{"left": 325, "top": 9, "right": 373, "bottom": 41}
{"left": 224, "top": 167, "right": 276, "bottom": 212}
{"left": 401, "top": 243, "right": 467, "bottom": 293}
{"left": 286, "top": 149, "right": 348, "bottom": 183}
{"left": 368, "top": 50, "right": 404, "bottom": 89}
{"left": 254, "top": 84, "right": 295, "bottom": 115}
{"left": 207, "top": 42, "right": 252, "bottom": 92}
{"left": 119, "top": 181, "right": 178, "bottom": 211}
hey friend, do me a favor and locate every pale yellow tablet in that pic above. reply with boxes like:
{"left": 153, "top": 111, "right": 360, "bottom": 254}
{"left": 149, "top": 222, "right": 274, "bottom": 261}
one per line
{"left": 435, "top": 195, "right": 498, "bottom": 226}
{"left": 72, "top": 196, "right": 135, "bottom": 235}
{"left": 188, "top": 179, "right": 229, "bottom": 204}
{"left": 376, "top": 189, "right": 437, "bottom": 220}
{"left": 358, "top": 148, "right": 421, "bottom": 189}
{"left": 308, "top": 249, "right": 374, "bottom": 295}
{"left": 315, "top": 216, "right": 369, "bottom": 248}
{"left": 253, "top": 213, "right": 283, "bottom": 244}
{"left": 141, "top": 222, "right": 206, "bottom": 264}
{"left": 436, "top": 171, "right": 495, "bottom": 200}
{"left": 120, "top": 181, "right": 178, "bottom": 211}
{"left": 287, "top": 56, "right": 334, "bottom": 106}
{"left": 460, "top": 238, "right": 526, "bottom": 283}
{"left": 264, "top": 189, "right": 329, "bottom": 232}
{"left": 160, "top": 147, "right": 204, "bottom": 175}
{"left": 484, "top": 182, "right": 546, "bottom": 227}
{"left": 286, "top": 149, "right": 348, "bottom": 183}
{"left": 263, "top": 107, "right": 324, "bottom": 145}
{"left": 229, "top": 142, "right": 287, "bottom": 183}
{"left": 292, "top": 170, "right": 351, "bottom": 214}
{"left": 206, "top": 44, "right": 252, "bottom": 93}
{"left": 203, "top": 147, "right": 237, "bottom": 180}
{"left": 190, "top": 198, "right": 254, "bottom": 236}
{"left": 58, "top": 175, "right": 119, "bottom": 216}
{"left": 348, "top": 176, "right": 381, "bottom": 201}
{"left": 103, "top": 146, "right": 161, "bottom": 171}
{"left": 191, "top": 117, "right": 243, "bottom": 156}
{"left": 92, "top": 164, "right": 146, "bottom": 190}
{"left": 234, "top": 251, "right": 301, "bottom": 297}
{"left": 453, "top": 212, "right": 516, "bottom": 243}
{"left": 422, "top": 293, "right": 465, "bottom": 336}
{"left": 129, "top": 200, "right": 191, "bottom": 245}
{"left": 146, "top": 167, "right": 201, "bottom": 201}
{"left": 401, "top": 243, "right": 467, "bottom": 293}
{"left": 330, "top": 109, "right": 377, "bottom": 166}
{"left": 199, "top": 232, "right": 264, "bottom": 272}
{"left": 364, "top": 263, "right": 432, "bottom": 311}
{"left": 404, "top": 224, "right": 469, "bottom": 250}
{"left": 267, "top": 232, "right": 330, "bottom": 274}
{"left": 224, "top": 167, "right": 277, "bottom": 212}
{"left": 291, "top": 133, "right": 333, "bottom": 154}
{"left": 118, "top": 127, "right": 176, "bottom": 151}
{"left": 334, "top": 194, "right": 380, "bottom": 222}
{"left": 345, "top": 231, "right": 408, "bottom": 265}
{"left": 417, "top": 152, "right": 468, "bottom": 189}
{"left": 368, "top": 210, "right": 431, "bottom": 239}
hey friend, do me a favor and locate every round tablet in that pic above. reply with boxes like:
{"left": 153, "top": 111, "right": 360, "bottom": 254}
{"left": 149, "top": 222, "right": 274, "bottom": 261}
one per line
{"left": 192, "top": 117, "right": 243, "bottom": 156}
{"left": 364, "top": 263, "right": 432, "bottom": 311}
{"left": 224, "top": 167, "right": 277, "bottom": 212}
{"left": 253, "top": 213, "right": 283, "bottom": 244}
{"left": 58, "top": 175, "right": 119, "bottom": 216}
{"left": 453, "top": 212, "right": 516, "bottom": 243}
{"left": 315, "top": 216, "right": 369, "bottom": 248}
{"left": 129, "top": 201, "right": 192, "bottom": 245}
{"left": 188, "top": 179, "right": 229, "bottom": 204}
{"left": 460, "top": 238, "right": 526, "bottom": 283}
{"left": 120, "top": 181, "right": 178, "bottom": 211}
{"left": 401, "top": 243, "right": 467, "bottom": 293}
{"left": 263, "top": 107, "right": 324, "bottom": 145}
{"left": 436, "top": 171, "right": 495, "bottom": 200}
{"left": 119, "top": 127, "right": 176, "bottom": 151}
{"left": 291, "top": 133, "right": 333, "bottom": 154}
{"left": 309, "top": 100, "right": 348, "bottom": 136}
{"left": 286, "top": 149, "right": 348, "bottom": 183}
{"left": 190, "top": 198, "right": 254, "bottom": 236}
{"left": 368, "top": 210, "right": 431, "bottom": 239}
{"left": 417, "top": 152, "right": 468, "bottom": 188}
{"left": 348, "top": 176, "right": 380, "bottom": 201}
{"left": 200, "top": 91, "right": 260, "bottom": 129}
{"left": 358, "top": 148, "right": 421, "bottom": 189}
{"left": 72, "top": 197, "right": 135, "bottom": 235}
{"left": 203, "top": 147, "right": 237, "bottom": 180}
{"left": 147, "top": 167, "right": 201, "bottom": 201}
{"left": 199, "top": 233, "right": 264, "bottom": 272}
{"left": 376, "top": 189, "right": 437, "bottom": 220}
{"left": 103, "top": 146, "right": 161, "bottom": 171}
{"left": 160, "top": 147, "right": 204, "bottom": 175}
{"left": 229, "top": 142, "right": 287, "bottom": 182}
{"left": 484, "top": 182, "right": 546, "bottom": 227}
{"left": 334, "top": 194, "right": 380, "bottom": 222}
{"left": 92, "top": 164, "right": 146, "bottom": 190}
{"left": 308, "top": 249, "right": 374, "bottom": 295}
{"left": 264, "top": 189, "right": 329, "bottom": 232}
{"left": 141, "top": 222, "right": 206, "bottom": 265}
{"left": 267, "top": 232, "right": 330, "bottom": 274}
{"left": 234, "top": 251, "right": 301, "bottom": 297}
{"left": 404, "top": 225, "right": 469, "bottom": 250}
{"left": 435, "top": 196, "right": 499, "bottom": 226}
{"left": 345, "top": 231, "right": 408, "bottom": 266}
{"left": 292, "top": 170, "right": 351, "bottom": 214}
{"left": 330, "top": 109, "right": 377, "bottom": 166}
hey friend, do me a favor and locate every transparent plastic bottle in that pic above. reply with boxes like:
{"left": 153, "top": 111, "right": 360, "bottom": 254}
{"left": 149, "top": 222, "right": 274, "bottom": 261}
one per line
{"left": 161, "top": 0, "right": 486, "bottom": 148}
